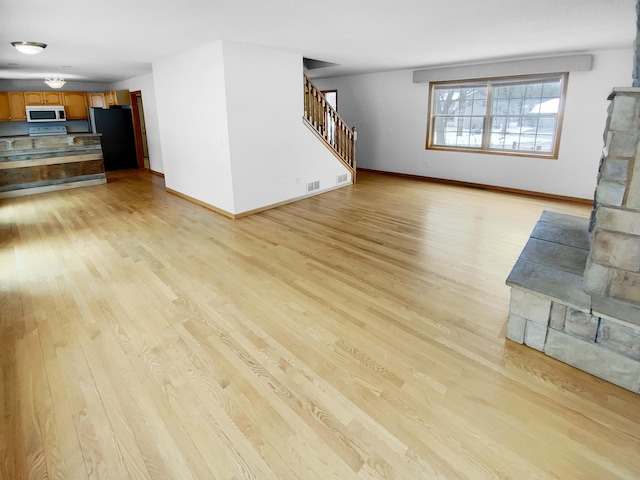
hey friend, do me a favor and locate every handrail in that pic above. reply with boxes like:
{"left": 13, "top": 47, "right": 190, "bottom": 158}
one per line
{"left": 303, "top": 75, "right": 357, "bottom": 181}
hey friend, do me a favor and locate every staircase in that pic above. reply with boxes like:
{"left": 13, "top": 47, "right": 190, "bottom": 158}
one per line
{"left": 303, "top": 75, "right": 357, "bottom": 182}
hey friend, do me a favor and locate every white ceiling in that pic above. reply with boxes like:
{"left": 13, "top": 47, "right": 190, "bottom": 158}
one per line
{"left": 0, "top": 0, "right": 636, "bottom": 84}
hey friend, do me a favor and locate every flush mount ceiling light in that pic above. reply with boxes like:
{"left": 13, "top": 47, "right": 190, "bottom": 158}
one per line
{"left": 11, "top": 41, "right": 47, "bottom": 54}
{"left": 44, "top": 75, "right": 66, "bottom": 89}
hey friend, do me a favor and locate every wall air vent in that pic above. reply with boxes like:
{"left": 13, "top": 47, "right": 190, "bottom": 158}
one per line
{"left": 306, "top": 180, "right": 320, "bottom": 193}
{"left": 337, "top": 174, "right": 348, "bottom": 184}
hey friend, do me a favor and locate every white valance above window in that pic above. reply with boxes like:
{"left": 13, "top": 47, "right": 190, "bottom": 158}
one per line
{"left": 413, "top": 54, "right": 593, "bottom": 83}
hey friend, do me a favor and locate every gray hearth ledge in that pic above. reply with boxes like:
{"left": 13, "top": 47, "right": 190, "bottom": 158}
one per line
{"left": 506, "top": 211, "right": 640, "bottom": 393}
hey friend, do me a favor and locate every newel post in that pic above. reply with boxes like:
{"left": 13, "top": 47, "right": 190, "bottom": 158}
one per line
{"left": 634, "top": 0, "right": 640, "bottom": 87}
{"left": 352, "top": 127, "right": 357, "bottom": 184}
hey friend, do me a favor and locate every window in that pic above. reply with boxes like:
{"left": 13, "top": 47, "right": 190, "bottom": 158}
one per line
{"left": 427, "top": 74, "right": 567, "bottom": 158}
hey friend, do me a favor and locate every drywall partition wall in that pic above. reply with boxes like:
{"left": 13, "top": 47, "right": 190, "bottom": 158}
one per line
{"left": 113, "top": 73, "right": 164, "bottom": 174}
{"left": 152, "top": 41, "right": 235, "bottom": 213}
{"left": 221, "top": 41, "right": 350, "bottom": 214}
{"left": 314, "top": 49, "right": 633, "bottom": 199}
{"left": 150, "top": 40, "right": 348, "bottom": 216}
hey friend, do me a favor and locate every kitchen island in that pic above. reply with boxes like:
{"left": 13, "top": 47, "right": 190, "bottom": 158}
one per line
{"left": 0, "top": 133, "right": 106, "bottom": 199}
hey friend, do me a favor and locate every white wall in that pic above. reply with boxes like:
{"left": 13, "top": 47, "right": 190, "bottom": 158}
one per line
{"left": 314, "top": 49, "right": 633, "bottom": 199}
{"left": 152, "top": 41, "right": 235, "bottom": 213}
{"left": 149, "top": 40, "right": 349, "bottom": 215}
{"left": 222, "top": 42, "right": 350, "bottom": 213}
{"left": 113, "top": 73, "right": 164, "bottom": 174}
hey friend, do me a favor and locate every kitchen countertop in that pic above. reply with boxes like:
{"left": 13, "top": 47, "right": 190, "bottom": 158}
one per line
{"left": 0, "top": 133, "right": 104, "bottom": 155}
{"left": 0, "top": 133, "right": 101, "bottom": 141}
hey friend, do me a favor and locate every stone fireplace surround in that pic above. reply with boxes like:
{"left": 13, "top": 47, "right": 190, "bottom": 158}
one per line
{"left": 506, "top": 88, "right": 640, "bottom": 393}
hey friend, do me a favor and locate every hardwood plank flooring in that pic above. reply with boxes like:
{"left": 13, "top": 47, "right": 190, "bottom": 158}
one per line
{"left": 1, "top": 169, "right": 639, "bottom": 479}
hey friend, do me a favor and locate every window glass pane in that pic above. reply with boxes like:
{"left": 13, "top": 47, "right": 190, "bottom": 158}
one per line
{"left": 455, "top": 117, "right": 473, "bottom": 147}
{"left": 432, "top": 117, "right": 450, "bottom": 146}
{"left": 490, "top": 116, "right": 526, "bottom": 150}
{"left": 433, "top": 86, "right": 487, "bottom": 115}
{"left": 489, "top": 116, "right": 557, "bottom": 152}
{"left": 510, "top": 85, "right": 526, "bottom": 98}
{"left": 472, "top": 100, "right": 487, "bottom": 115}
{"left": 542, "top": 82, "right": 561, "bottom": 97}
{"left": 433, "top": 88, "right": 457, "bottom": 114}
{"left": 432, "top": 116, "right": 484, "bottom": 148}
{"left": 460, "top": 100, "right": 474, "bottom": 115}
{"left": 490, "top": 116, "right": 517, "bottom": 150}
{"left": 509, "top": 98, "right": 524, "bottom": 115}
{"left": 530, "top": 98, "right": 559, "bottom": 114}
{"left": 493, "top": 96, "right": 525, "bottom": 115}
{"left": 493, "top": 98, "right": 508, "bottom": 115}
{"left": 524, "top": 83, "right": 542, "bottom": 99}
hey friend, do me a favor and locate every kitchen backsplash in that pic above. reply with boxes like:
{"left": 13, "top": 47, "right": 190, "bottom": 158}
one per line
{"left": 0, "top": 119, "right": 91, "bottom": 137}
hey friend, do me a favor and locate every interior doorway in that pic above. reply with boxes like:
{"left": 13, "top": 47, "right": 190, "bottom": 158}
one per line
{"left": 130, "top": 91, "right": 150, "bottom": 169}
{"left": 321, "top": 89, "right": 337, "bottom": 111}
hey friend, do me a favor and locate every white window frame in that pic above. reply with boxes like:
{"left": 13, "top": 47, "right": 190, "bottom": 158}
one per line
{"left": 426, "top": 73, "right": 568, "bottom": 159}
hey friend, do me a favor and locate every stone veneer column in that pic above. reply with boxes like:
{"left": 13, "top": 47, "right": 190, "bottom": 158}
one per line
{"left": 583, "top": 88, "right": 640, "bottom": 322}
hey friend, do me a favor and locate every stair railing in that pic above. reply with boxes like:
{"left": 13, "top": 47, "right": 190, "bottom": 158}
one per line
{"left": 303, "top": 75, "right": 357, "bottom": 181}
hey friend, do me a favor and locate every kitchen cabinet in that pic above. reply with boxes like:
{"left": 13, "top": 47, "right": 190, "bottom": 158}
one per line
{"left": 24, "top": 91, "right": 63, "bottom": 105}
{"left": 23, "top": 91, "right": 43, "bottom": 105}
{"left": 105, "top": 90, "right": 131, "bottom": 106}
{"left": 0, "top": 89, "right": 132, "bottom": 121}
{"left": 88, "top": 91, "right": 130, "bottom": 108}
{"left": 63, "top": 91, "right": 89, "bottom": 119}
{"left": 0, "top": 93, "right": 9, "bottom": 121}
{"left": 87, "top": 92, "right": 106, "bottom": 109}
{"left": 0, "top": 92, "right": 26, "bottom": 121}
{"left": 8, "top": 92, "right": 26, "bottom": 121}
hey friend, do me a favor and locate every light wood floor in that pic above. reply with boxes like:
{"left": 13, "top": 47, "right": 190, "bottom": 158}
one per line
{"left": 1, "top": 169, "right": 639, "bottom": 479}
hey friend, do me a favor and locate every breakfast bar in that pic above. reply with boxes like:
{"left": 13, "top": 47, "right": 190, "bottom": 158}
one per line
{"left": 0, "top": 133, "right": 106, "bottom": 199}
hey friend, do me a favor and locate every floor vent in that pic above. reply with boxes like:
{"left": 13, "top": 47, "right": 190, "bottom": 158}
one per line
{"left": 337, "top": 174, "right": 349, "bottom": 184}
{"left": 306, "top": 180, "right": 320, "bottom": 193}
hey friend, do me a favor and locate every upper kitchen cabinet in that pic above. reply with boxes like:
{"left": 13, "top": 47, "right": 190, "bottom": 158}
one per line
{"left": 105, "top": 90, "right": 131, "bottom": 106}
{"left": 23, "top": 91, "right": 43, "bottom": 105}
{"left": 88, "top": 91, "right": 130, "bottom": 108}
{"left": 24, "top": 91, "right": 63, "bottom": 105}
{"left": 0, "top": 93, "right": 9, "bottom": 121}
{"left": 63, "top": 91, "right": 89, "bottom": 120}
{"left": 87, "top": 92, "right": 106, "bottom": 109}
{"left": 8, "top": 92, "right": 26, "bottom": 121}
{"left": 0, "top": 92, "right": 26, "bottom": 121}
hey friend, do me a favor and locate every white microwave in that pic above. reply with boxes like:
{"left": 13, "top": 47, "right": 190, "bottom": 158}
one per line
{"left": 26, "top": 105, "right": 66, "bottom": 122}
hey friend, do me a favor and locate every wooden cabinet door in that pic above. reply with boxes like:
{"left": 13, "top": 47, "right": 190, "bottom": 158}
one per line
{"left": 104, "top": 90, "right": 116, "bottom": 106}
{"left": 24, "top": 91, "right": 63, "bottom": 106}
{"left": 8, "top": 92, "right": 26, "bottom": 121}
{"left": 88, "top": 92, "right": 106, "bottom": 108}
{"left": 43, "top": 91, "right": 62, "bottom": 105}
{"left": 0, "top": 93, "right": 10, "bottom": 121}
{"left": 63, "top": 92, "right": 88, "bottom": 119}
{"left": 114, "top": 90, "right": 131, "bottom": 105}
{"left": 104, "top": 90, "right": 131, "bottom": 107}
{"left": 24, "top": 91, "right": 44, "bottom": 105}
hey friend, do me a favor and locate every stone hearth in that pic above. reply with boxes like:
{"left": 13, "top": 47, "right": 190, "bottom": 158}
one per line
{"left": 506, "top": 88, "right": 640, "bottom": 393}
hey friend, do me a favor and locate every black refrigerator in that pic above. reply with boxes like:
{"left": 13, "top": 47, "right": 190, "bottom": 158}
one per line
{"left": 90, "top": 106, "right": 138, "bottom": 171}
